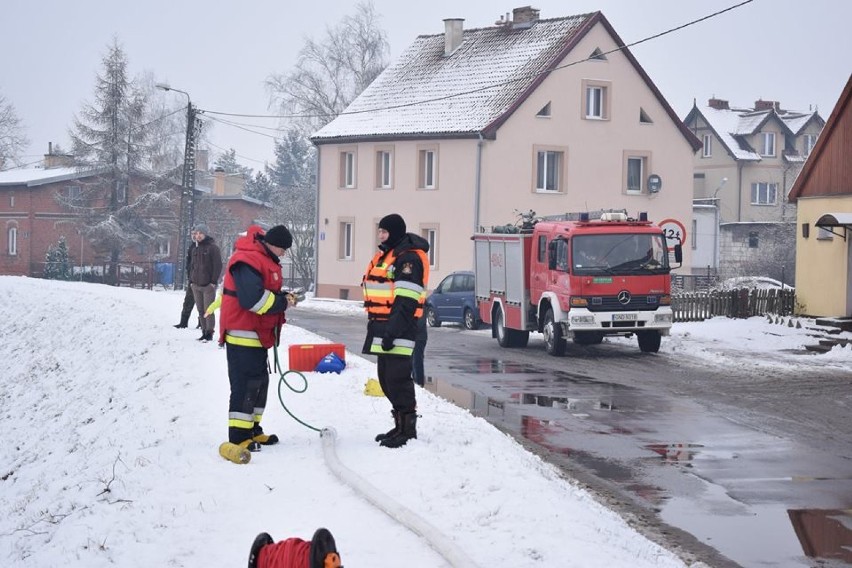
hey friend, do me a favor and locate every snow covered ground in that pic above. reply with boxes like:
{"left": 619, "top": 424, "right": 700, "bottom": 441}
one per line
{"left": 1, "top": 277, "right": 849, "bottom": 567}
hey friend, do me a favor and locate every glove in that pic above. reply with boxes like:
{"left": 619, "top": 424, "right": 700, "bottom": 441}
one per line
{"left": 285, "top": 292, "right": 298, "bottom": 307}
{"left": 381, "top": 335, "right": 395, "bottom": 351}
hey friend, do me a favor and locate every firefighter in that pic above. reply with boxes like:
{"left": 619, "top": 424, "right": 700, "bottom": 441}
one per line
{"left": 362, "top": 213, "right": 430, "bottom": 448}
{"left": 219, "top": 224, "right": 296, "bottom": 452}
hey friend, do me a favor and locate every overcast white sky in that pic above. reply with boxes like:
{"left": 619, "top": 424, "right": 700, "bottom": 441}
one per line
{"left": 2, "top": 0, "right": 850, "bottom": 170}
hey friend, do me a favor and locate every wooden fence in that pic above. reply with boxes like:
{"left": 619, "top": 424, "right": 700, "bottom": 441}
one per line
{"left": 672, "top": 288, "right": 796, "bottom": 322}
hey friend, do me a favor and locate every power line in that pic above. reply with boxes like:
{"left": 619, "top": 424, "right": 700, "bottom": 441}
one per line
{"left": 201, "top": 0, "right": 754, "bottom": 122}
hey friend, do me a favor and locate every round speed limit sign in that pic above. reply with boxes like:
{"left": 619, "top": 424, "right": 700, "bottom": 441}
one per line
{"left": 658, "top": 218, "right": 686, "bottom": 251}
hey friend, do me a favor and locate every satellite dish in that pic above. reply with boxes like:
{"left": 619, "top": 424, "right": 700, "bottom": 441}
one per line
{"left": 648, "top": 174, "right": 662, "bottom": 193}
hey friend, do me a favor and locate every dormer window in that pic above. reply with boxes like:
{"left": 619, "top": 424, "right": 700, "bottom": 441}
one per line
{"left": 760, "top": 132, "right": 776, "bottom": 157}
{"left": 804, "top": 134, "right": 817, "bottom": 156}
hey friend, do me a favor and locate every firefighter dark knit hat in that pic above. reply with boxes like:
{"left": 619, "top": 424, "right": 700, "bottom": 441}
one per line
{"left": 263, "top": 225, "right": 293, "bottom": 250}
{"left": 379, "top": 213, "right": 406, "bottom": 247}
{"left": 193, "top": 223, "right": 210, "bottom": 235}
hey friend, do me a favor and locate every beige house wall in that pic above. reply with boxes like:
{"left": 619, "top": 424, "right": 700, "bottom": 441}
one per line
{"left": 316, "top": 138, "right": 479, "bottom": 299}
{"left": 794, "top": 195, "right": 852, "bottom": 316}
{"left": 315, "top": 21, "right": 696, "bottom": 299}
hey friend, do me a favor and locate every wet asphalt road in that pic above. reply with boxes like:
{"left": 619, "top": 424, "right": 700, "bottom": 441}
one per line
{"left": 288, "top": 308, "right": 852, "bottom": 568}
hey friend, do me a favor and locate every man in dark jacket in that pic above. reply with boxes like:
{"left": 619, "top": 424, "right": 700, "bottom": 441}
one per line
{"left": 219, "top": 225, "right": 295, "bottom": 452}
{"left": 189, "top": 224, "right": 222, "bottom": 342}
{"left": 174, "top": 229, "right": 199, "bottom": 329}
{"left": 362, "top": 213, "right": 430, "bottom": 448}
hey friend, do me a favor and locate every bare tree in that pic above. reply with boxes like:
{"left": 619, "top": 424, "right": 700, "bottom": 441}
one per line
{"left": 265, "top": 0, "right": 389, "bottom": 132}
{"left": 0, "top": 91, "right": 29, "bottom": 168}
{"left": 265, "top": 2, "right": 389, "bottom": 288}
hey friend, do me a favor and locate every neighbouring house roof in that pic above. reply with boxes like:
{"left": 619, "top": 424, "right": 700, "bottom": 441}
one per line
{"left": 789, "top": 74, "right": 852, "bottom": 202}
{"left": 0, "top": 166, "right": 93, "bottom": 187}
{"left": 686, "top": 104, "right": 823, "bottom": 162}
{"left": 312, "top": 11, "right": 701, "bottom": 151}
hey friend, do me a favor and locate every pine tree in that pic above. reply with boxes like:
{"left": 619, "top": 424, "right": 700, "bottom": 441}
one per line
{"left": 64, "top": 38, "right": 175, "bottom": 283}
{"left": 44, "top": 238, "right": 73, "bottom": 281}
{"left": 212, "top": 148, "right": 253, "bottom": 178}
{"left": 244, "top": 170, "right": 275, "bottom": 203}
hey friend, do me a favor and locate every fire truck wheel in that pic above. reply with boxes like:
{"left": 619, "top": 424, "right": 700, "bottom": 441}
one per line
{"left": 426, "top": 306, "right": 441, "bottom": 327}
{"left": 543, "top": 308, "right": 567, "bottom": 356}
{"left": 637, "top": 330, "right": 662, "bottom": 353}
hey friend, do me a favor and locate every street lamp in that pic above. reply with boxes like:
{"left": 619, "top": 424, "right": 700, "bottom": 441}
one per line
{"left": 156, "top": 83, "right": 199, "bottom": 290}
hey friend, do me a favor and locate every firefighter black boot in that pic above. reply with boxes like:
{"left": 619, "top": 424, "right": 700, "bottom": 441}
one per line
{"left": 380, "top": 411, "right": 417, "bottom": 448}
{"left": 374, "top": 410, "right": 400, "bottom": 443}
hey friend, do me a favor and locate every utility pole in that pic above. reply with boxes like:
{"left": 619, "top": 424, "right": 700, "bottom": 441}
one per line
{"left": 156, "top": 84, "right": 201, "bottom": 290}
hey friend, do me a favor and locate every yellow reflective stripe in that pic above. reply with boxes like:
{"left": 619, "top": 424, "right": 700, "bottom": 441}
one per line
{"left": 394, "top": 287, "right": 421, "bottom": 300}
{"left": 370, "top": 337, "right": 415, "bottom": 356}
{"left": 252, "top": 290, "right": 276, "bottom": 315}
{"left": 225, "top": 331, "right": 263, "bottom": 347}
{"left": 229, "top": 413, "right": 254, "bottom": 429}
{"left": 394, "top": 280, "right": 424, "bottom": 294}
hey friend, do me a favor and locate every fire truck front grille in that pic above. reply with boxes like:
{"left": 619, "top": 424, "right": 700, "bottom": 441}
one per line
{"left": 584, "top": 295, "right": 660, "bottom": 312}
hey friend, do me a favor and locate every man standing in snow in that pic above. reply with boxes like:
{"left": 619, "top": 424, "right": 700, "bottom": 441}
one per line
{"left": 174, "top": 229, "right": 200, "bottom": 329}
{"left": 219, "top": 225, "right": 296, "bottom": 453}
{"left": 189, "top": 224, "right": 222, "bottom": 342}
{"left": 362, "top": 213, "right": 430, "bottom": 448}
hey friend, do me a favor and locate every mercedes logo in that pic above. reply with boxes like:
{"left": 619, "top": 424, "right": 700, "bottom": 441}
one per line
{"left": 617, "top": 290, "right": 631, "bottom": 305}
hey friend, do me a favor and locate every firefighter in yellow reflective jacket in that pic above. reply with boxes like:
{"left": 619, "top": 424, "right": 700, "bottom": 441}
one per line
{"left": 362, "top": 213, "right": 430, "bottom": 448}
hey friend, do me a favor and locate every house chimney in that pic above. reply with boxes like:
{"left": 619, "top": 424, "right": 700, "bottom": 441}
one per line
{"left": 443, "top": 18, "right": 464, "bottom": 55}
{"left": 195, "top": 148, "right": 209, "bottom": 172}
{"left": 213, "top": 167, "right": 226, "bottom": 196}
{"left": 44, "top": 142, "right": 74, "bottom": 169}
{"left": 708, "top": 98, "right": 729, "bottom": 110}
{"left": 512, "top": 6, "right": 540, "bottom": 29}
{"left": 754, "top": 99, "right": 780, "bottom": 112}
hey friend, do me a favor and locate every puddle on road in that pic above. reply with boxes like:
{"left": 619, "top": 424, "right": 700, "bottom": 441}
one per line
{"left": 425, "top": 373, "right": 852, "bottom": 567}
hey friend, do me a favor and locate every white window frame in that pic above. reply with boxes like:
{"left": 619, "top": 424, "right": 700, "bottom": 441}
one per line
{"left": 339, "top": 221, "right": 353, "bottom": 260}
{"left": 586, "top": 86, "right": 604, "bottom": 119}
{"left": 626, "top": 155, "right": 646, "bottom": 194}
{"left": 68, "top": 185, "right": 81, "bottom": 202}
{"left": 156, "top": 239, "right": 170, "bottom": 256}
{"left": 535, "top": 150, "right": 561, "bottom": 192}
{"left": 8, "top": 226, "right": 17, "bottom": 255}
{"left": 116, "top": 180, "right": 127, "bottom": 203}
{"left": 340, "top": 151, "right": 356, "bottom": 188}
{"left": 750, "top": 182, "right": 778, "bottom": 205}
{"left": 421, "top": 228, "right": 437, "bottom": 268}
{"left": 376, "top": 150, "right": 393, "bottom": 189}
{"left": 760, "top": 132, "right": 776, "bottom": 157}
{"left": 418, "top": 149, "right": 437, "bottom": 189}
{"left": 702, "top": 134, "right": 712, "bottom": 158}
{"left": 804, "top": 134, "right": 817, "bottom": 156}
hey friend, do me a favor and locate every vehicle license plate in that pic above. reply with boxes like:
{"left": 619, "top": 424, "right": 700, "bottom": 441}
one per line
{"left": 612, "top": 313, "right": 637, "bottom": 321}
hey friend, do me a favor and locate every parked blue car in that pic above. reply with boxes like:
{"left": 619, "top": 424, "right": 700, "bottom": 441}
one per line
{"left": 424, "top": 270, "right": 481, "bottom": 330}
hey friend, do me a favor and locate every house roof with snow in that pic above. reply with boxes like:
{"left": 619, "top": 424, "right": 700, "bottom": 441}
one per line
{"left": 0, "top": 166, "right": 95, "bottom": 187}
{"left": 313, "top": 10, "right": 701, "bottom": 151}
{"left": 685, "top": 100, "right": 824, "bottom": 162}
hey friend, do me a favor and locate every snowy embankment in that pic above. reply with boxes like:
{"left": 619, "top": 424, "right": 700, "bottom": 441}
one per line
{"left": 0, "top": 277, "right": 689, "bottom": 567}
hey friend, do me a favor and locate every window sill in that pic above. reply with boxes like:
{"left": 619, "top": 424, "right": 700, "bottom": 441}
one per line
{"left": 534, "top": 189, "right": 563, "bottom": 194}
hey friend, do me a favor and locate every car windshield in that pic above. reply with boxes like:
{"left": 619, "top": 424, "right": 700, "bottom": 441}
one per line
{"left": 572, "top": 233, "right": 669, "bottom": 275}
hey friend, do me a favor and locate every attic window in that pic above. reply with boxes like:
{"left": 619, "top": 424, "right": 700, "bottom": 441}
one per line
{"left": 589, "top": 48, "right": 607, "bottom": 61}
{"left": 639, "top": 108, "right": 653, "bottom": 124}
{"left": 536, "top": 102, "right": 552, "bottom": 118}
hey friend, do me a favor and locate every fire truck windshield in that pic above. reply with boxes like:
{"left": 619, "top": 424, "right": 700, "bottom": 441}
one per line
{"left": 572, "top": 233, "right": 669, "bottom": 275}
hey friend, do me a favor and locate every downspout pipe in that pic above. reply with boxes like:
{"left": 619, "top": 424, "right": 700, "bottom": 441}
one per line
{"left": 313, "top": 144, "right": 321, "bottom": 296}
{"left": 474, "top": 132, "right": 484, "bottom": 233}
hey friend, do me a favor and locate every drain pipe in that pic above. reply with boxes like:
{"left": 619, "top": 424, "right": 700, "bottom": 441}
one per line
{"left": 474, "top": 132, "right": 484, "bottom": 233}
{"left": 320, "top": 428, "right": 480, "bottom": 567}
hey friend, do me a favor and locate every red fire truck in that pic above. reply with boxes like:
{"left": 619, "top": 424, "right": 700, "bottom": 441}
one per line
{"left": 473, "top": 211, "right": 682, "bottom": 355}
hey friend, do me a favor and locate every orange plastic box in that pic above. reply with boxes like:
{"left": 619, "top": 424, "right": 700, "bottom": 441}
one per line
{"left": 287, "top": 343, "right": 346, "bottom": 372}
